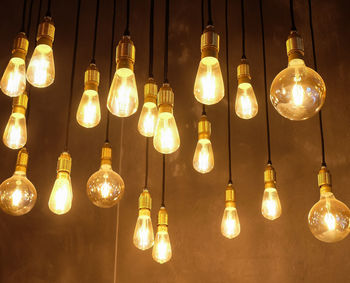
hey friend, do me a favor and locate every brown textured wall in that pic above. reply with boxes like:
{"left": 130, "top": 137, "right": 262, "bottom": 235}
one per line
{"left": 0, "top": 0, "right": 350, "bottom": 282}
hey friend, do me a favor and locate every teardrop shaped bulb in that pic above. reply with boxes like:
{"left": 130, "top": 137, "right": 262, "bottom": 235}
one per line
{"left": 0, "top": 58, "right": 26, "bottom": 97}
{"left": 76, "top": 90, "right": 101, "bottom": 128}
{"left": 235, "top": 82, "right": 258, "bottom": 119}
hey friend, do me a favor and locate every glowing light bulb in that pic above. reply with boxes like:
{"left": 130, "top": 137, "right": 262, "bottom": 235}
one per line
{"left": 87, "top": 143, "right": 125, "bottom": 208}
{"left": 153, "top": 83, "right": 180, "bottom": 154}
{"left": 152, "top": 207, "right": 172, "bottom": 264}
{"left": 27, "top": 16, "right": 55, "bottom": 88}
{"left": 0, "top": 148, "right": 37, "bottom": 216}
{"left": 76, "top": 64, "right": 101, "bottom": 128}
{"left": 221, "top": 183, "right": 240, "bottom": 239}
{"left": 270, "top": 31, "right": 326, "bottom": 120}
{"left": 133, "top": 189, "right": 154, "bottom": 250}
{"left": 1, "top": 33, "right": 28, "bottom": 97}
{"left": 194, "top": 25, "right": 224, "bottom": 105}
{"left": 138, "top": 79, "right": 158, "bottom": 137}
{"left": 193, "top": 115, "right": 214, "bottom": 173}
{"left": 48, "top": 152, "right": 73, "bottom": 215}
{"left": 3, "top": 93, "right": 28, "bottom": 149}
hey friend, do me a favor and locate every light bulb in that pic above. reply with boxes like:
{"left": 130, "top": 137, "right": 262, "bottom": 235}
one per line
{"left": 221, "top": 183, "right": 240, "bottom": 239}
{"left": 153, "top": 83, "right": 180, "bottom": 154}
{"left": 1, "top": 33, "right": 28, "bottom": 97}
{"left": 48, "top": 152, "right": 73, "bottom": 215}
{"left": 194, "top": 25, "right": 224, "bottom": 105}
{"left": 3, "top": 92, "right": 28, "bottom": 149}
{"left": 107, "top": 36, "right": 138, "bottom": 117}
{"left": 308, "top": 166, "right": 350, "bottom": 243}
{"left": 193, "top": 115, "right": 214, "bottom": 173}
{"left": 270, "top": 31, "right": 326, "bottom": 120}
{"left": 261, "top": 164, "right": 282, "bottom": 220}
{"left": 27, "top": 16, "right": 55, "bottom": 88}
{"left": 76, "top": 64, "right": 101, "bottom": 128}
{"left": 87, "top": 143, "right": 125, "bottom": 208}
{"left": 0, "top": 148, "right": 37, "bottom": 216}
{"left": 138, "top": 79, "right": 158, "bottom": 137}
{"left": 133, "top": 189, "right": 154, "bottom": 250}
{"left": 152, "top": 207, "right": 172, "bottom": 264}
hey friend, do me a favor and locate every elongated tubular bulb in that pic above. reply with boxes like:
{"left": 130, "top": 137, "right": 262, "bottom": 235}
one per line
{"left": 221, "top": 183, "right": 240, "bottom": 239}
{"left": 3, "top": 92, "right": 28, "bottom": 149}
{"left": 27, "top": 16, "right": 55, "bottom": 88}
{"left": 1, "top": 32, "right": 28, "bottom": 97}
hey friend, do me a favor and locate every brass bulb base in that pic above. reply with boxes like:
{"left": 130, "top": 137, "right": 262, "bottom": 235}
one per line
{"left": 157, "top": 83, "right": 174, "bottom": 107}
{"left": 116, "top": 36, "right": 135, "bottom": 71}
{"left": 237, "top": 59, "right": 251, "bottom": 85}
{"left": 225, "top": 183, "right": 236, "bottom": 207}
{"left": 286, "top": 30, "right": 304, "bottom": 61}
{"left": 139, "top": 208, "right": 151, "bottom": 217}
{"left": 139, "top": 189, "right": 152, "bottom": 210}
{"left": 84, "top": 63, "right": 100, "bottom": 92}
{"left": 37, "top": 16, "right": 55, "bottom": 47}
{"left": 101, "top": 142, "right": 112, "bottom": 166}
{"left": 12, "top": 91, "right": 28, "bottom": 115}
{"left": 144, "top": 78, "right": 158, "bottom": 104}
{"left": 198, "top": 115, "right": 211, "bottom": 140}
{"left": 318, "top": 166, "right": 332, "bottom": 194}
{"left": 12, "top": 32, "right": 29, "bottom": 60}
{"left": 264, "top": 164, "right": 277, "bottom": 189}
{"left": 15, "top": 147, "right": 29, "bottom": 173}
{"left": 201, "top": 25, "right": 219, "bottom": 59}
{"left": 158, "top": 206, "right": 168, "bottom": 226}
{"left": 57, "top": 152, "right": 72, "bottom": 174}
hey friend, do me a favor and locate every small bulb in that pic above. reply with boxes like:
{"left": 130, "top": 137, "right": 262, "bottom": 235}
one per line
{"left": 138, "top": 102, "right": 158, "bottom": 137}
{"left": 194, "top": 57, "right": 224, "bottom": 105}
{"left": 48, "top": 172, "right": 73, "bottom": 215}
{"left": 261, "top": 187, "right": 282, "bottom": 220}
{"left": 76, "top": 90, "right": 101, "bottom": 128}
{"left": 1, "top": 58, "right": 26, "bottom": 97}
{"left": 221, "top": 206, "right": 240, "bottom": 239}
{"left": 235, "top": 82, "right": 258, "bottom": 119}
{"left": 3, "top": 113, "right": 27, "bottom": 149}
{"left": 133, "top": 209, "right": 154, "bottom": 250}
{"left": 152, "top": 227, "right": 172, "bottom": 264}
{"left": 27, "top": 44, "right": 55, "bottom": 88}
{"left": 193, "top": 139, "right": 214, "bottom": 174}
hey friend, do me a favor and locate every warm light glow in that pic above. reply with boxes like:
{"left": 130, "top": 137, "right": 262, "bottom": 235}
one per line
{"left": 27, "top": 44, "right": 55, "bottom": 88}
{"left": 133, "top": 212, "right": 154, "bottom": 250}
{"left": 107, "top": 68, "right": 138, "bottom": 117}
{"left": 324, "top": 212, "right": 336, "bottom": 231}
{"left": 152, "top": 229, "right": 172, "bottom": 264}
{"left": 235, "top": 82, "right": 258, "bottom": 119}
{"left": 194, "top": 56, "right": 224, "bottom": 105}
{"left": 193, "top": 139, "right": 214, "bottom": 173}
{"left": 3, "top": 113, "right": 27, "bottom": 149}
{"left": 76, "top": 90, "right": 101, "bottom": 128}
{"left": 292, "top": 79, "right": 304, "bottom": 106}
{"left": 138, "top": 102, "right": 158, "bottom": 137}
{"left": 261, "top": 187, "right": 282, "bottom": 220}
{"left": 48, "top": 173, "right": 73, "bottom": 215}
{"left": 221, "top": 207, "right": 240, "bottom": 239}
{"left": 11, "top": 188, "right": 22, "bottom": 207}
{"left": 0, "top": 57, "right": 26, "bottom": 97}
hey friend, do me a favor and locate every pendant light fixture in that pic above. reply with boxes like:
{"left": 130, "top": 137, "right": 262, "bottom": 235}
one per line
{"left": 193, "top": 0, "right": 214, "bottom": 174}
{"left": 48, "top": 0, "right": 82, "bottom": 215}
{"left": 234, "top": 0, "right": 258, "bottom": 120}
{"left": 107, "top": 0, "right": 139, "bottom": 118}
{"left": 27, "top": 0, "right": 55, "bottom": 88}
{"left": 220, "top": 0, "right": 240, "bottom": 239}
{"left": 86, "top": 0, "right": 125, "bottom": 208}
{"left": 76, "top": 0, "right": 101, "bottom": 128}
{"left": 306, "top": 0, "right": 350, "bottom": 243}
{"left": 0, "top": 0, "right": 29, "bottom": 97}
{"left": 259, "top": 0, "right": 282, "bottom": 221}
{"left": 193, "top": 0, "right": 224, "bottom": 105}
{"left": 133, "top": 0, "right": 156, "bottom": 251}
{"left": 270, "top": 0, "right": 325, "bottom": 121}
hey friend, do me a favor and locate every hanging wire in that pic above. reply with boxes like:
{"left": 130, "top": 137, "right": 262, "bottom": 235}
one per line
{"left": 46, "top": 0, "right": 52, "bottom": 17}
{"left": 240, "top": 0, "right": 246, "bottom": 59}
{"left": 163, "top": 0, "right": 169, "bottom": 83}
{"left": 123, "top": 0, "right": 130, "bottom": 36}
{"left": 144, "top": 138, "right": 149, "bottom": 188}
{"left": 225, "top": 0, "right": 232, "bottom": 183}
{"left": 26, "top": 0, "right": 34, "bottom": 36}
{"left": 207, "top": 0, "right": 213, "bottom": 26}
{"left": 64, "top": 0, "right": 81, "bottom": 151}
{"left": 259, "top": 0, "right": 272, "bottom": 165}
{"left": 20, "top": 0, "right": 28, "bottom": 32}
{"left": 290, "top": 0, "right": 296, "bottom": 31}
{"left": 91, "top": 0, "right": 100, "bottom": 64}
{"left": 148, "top": 0, "right": 154, "bottom": 78}
{"left": 161, "top": 154, "right": 166, "bottom": 206}
{"left": 200, "top": 0, "right": 206, "bottom": 116}
{"left": 308, "top": 0, "right": 326, "bottom": 166}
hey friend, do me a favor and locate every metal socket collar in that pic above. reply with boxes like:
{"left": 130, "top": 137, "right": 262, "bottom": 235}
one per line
{"left": 144, "top": 78, "right": 158, "bottom": 104}
{"left": 101, "top": 142, "right": 112, "bottom": 166}
{"left": 201, "top": 25, "right": 219, "bottom": 59}
{"left": 264, "top": 164, "right": 277, "bottom": 189}
{"left": 237, "top": 59, "right": 251, "bottom": 85}
{"left": 12, "top": 32, "right": 29, "bottom": 60}
{"left": 318, "top": 166, "right": 332, "bottom": 194}
{"left": 225, "top": 183, "right": 236, "bottom": 207}
{"left": 158, "top": 206, "right": 168, "bottom": 226}
{"left": 116, "top": 36, "right": 135, "bottom": 71}
{"left": 15, "top": 147, "right": 29, "bottom": 173}
{"left": 198, "top": 115, "right": 211, "bottom": 140}
{"left": 13, "top": 92, "right": 28, "bottom": 115}
{"left": 84, "top": 63, "right": 100, "bottom": 92}
{"left": 37, "top": 16, "right": 55, "bottom": 47}
{"left": 57, "top": 152, "right": 72, "bottom": 174}
{"left": 139, "top": 189, "right": 152, "bottom": 210}
{"left": 157, "top": 83, "right": 174, "bottom": 108}
{"left": 286, "top": 30, "right": 304, "bottom": 61}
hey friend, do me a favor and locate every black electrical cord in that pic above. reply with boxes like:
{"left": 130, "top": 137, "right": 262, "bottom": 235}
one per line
{"left": 144, "top": 138, "right": 149, "bottom": 188}
{"left": 240, "top": 0, "right": 246, "bottom": 59}
{"left": 163, "top": 0, "right": 169, "bottom": 83}
{"left": 64, "top": 0, "right": 81, "bottom": 151}
{"left": 308, "top": 0, "right": 326, "bottom": 166}
{"left": 259, "top": 0, "right": 272, "bottom": 165}
{"left": 201, "top": 0, "right": 206, "bottom": 116}
{"left": 26, "top": 0, "right": 34, "bottom": 36}
{"left": 148, "top": 0, "right": 154, "bottom": 78}
{"left": 161, "top": 154, "right": 166, "bottom": 206}
{"left": 91, "top": 0, "right": 100, "bottom": 64}
{"left": 225, "top": 0, "right": 232, "bottom": 183}
{"left": 290, "top": 0, "right": 296, "bottom": 31}
{"left": 46, "top": 0, "right": 52, "bottom": 17}
{"left": 123, "top": 0, "right": 130, "bottom": 36}
{"left": 207, "top": 0, "right": 213, "bottom": 26}
{"left": 20, "top": 0, "right": 28, "bottom": 33}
